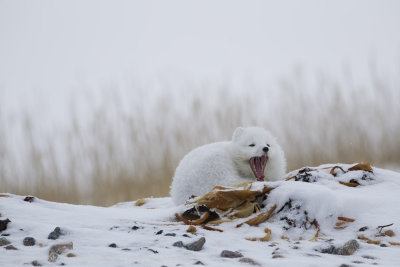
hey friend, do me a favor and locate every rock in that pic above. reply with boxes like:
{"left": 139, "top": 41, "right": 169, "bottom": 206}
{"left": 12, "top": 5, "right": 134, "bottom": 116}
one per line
{"left": 31, "top": 260, "right": 42, "bottom": 266}
{"left": 108, "top": 243, "right": 117, "bottom": 248}
{"left": 147, "top": 248, "right": 158, "bottom": 254}
{"left": 339, "top": 264, "right": 352, "bottom": 267}
{"left": 358, "top": 226, "right": 368, "bottom": 232}
{"left": 319, "top": 244, "right": 337, "bottom": 254}
{"left": 182, "top": 234, "right": 191, "bottom": 238}
{"left": 272, "top": 254, "right": 284, "bottom": 259}
{"left": 173, "top": 241, "right": 185, "bottom": 248}
{"left": 5, "top": 244, "right": 18, "bottom": 250}
{"left": 336, "top": 240, "right": 360, "bottom": 256}
{"left": 1, "top": 233, "right": 10, "bottom": 236}
{"left": 220, "top": 250, "right": 243, "bottom": 258}
{"left": 0, "top": 218, "right": 11, "bottom": 232}
{"left": 23, "top": 237, "right": 36, "bottom": 246}
{"left": 24, "top": 196, "right": 35, "bottom": 203}
{"left": 48, "top": 227, "right": 63, "bottom": 240}
{"left": 185, "top": 237, "right": 206, "bottom": 251}
{"left": 380, "top": 243, "right": 388, "bottom": 247}
{"left": 164, "top": 233, "right": 176, "bottom": 237}
{"left": 156, "top": 230, "right": 163, "bottom": 235}
{"left": 239, "top": 257, "right": 261, "bottom": 266}
{"left": 48, "top": 242, "right": 73, "bottom": 262}
{"left": 362, "top": 255, "right": 376, "bottom": 260}
{"left": 194, "top": 261, "right": 204, "bottom": 265}
{"left": 131, "top": 226, "right": 140, "bottom": 230}
{"left": 0, "top": 237, "right": 11, "bottom": 246}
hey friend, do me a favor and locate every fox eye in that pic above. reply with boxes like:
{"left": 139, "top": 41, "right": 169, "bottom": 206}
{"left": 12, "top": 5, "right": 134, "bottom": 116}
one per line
{"left": 249, "top": 144, "right": 255, "bottom": 147}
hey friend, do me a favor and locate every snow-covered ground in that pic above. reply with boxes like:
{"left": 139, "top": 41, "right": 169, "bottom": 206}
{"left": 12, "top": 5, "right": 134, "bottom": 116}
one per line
{"left": 1, "top": 164, "right": 400, "bottom": 267}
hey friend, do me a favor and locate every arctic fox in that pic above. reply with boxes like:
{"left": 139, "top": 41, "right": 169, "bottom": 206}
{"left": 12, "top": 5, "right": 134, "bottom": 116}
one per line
{"left": 170, "top": 126, "right": 286, "bottom": 205}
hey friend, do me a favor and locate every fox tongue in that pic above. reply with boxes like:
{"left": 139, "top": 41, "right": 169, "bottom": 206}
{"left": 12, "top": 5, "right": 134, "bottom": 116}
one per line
{"left": 254, "top": 157, "right": 265, "bottom": 180}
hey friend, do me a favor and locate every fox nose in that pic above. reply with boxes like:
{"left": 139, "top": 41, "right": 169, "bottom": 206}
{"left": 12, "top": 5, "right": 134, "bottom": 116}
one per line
{"left": 263, "top": 146, "right": 269, "bottom": 153}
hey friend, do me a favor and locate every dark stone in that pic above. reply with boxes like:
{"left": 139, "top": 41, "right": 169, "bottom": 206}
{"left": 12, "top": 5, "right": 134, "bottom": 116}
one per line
{"left": 24, "top": 196, "right": 35, "bottom": 203}
{"left": 336, "top": 240, "right": 359, "bottom": 256}
{"left": 239, "top": 257, "right": 261, "bottom": 266}
{"left": 185, "top": 237, "right": 206, "bottom": 251}
{"left": 0, "top": 219, "right": 11, "bottom": 232}
{"left": 131, "top": 226, "right": 140, "bottom": 230}
{"left": 272, "top": 254, "right": 284, "bottom": 259}
{"left": 23, "top": 237, "right": 36, "bottom": 246}
{"left": 122, "top": 248, "right": 131, "bottom": 251}
{"left": 1, "top": 233, "right": 10, "bottom": 236}
{"left": 48, "top": 227, "right": 62, "bottom": 240}
{"left": 31, "top": 260, "right": 42, "bottom": 266}
{"left": 148, "top": 248, "right": 158, "bottom": 254}
{"left": 339, "top": 265, "right": 351, "bottom": 267}
{"left": 173, "top": 241, "right": 184, "bottom": 248}
{"left": 319, "top": 244, "right": 337, "bottom": 254}
{"left": 358, "top": 226, "right": 368, "bottom": 232}
{"left": 0, "top": 237, "right": 11, "bottom": 246}
{"left": 194, "top": 261, "right": 204, "bottom": 265}
{"left": 156, "top": 230, "right": 163, "bottom": 235}
{"left": 305, "top": 253, "right": 321, "bottom": 257}
{"left": 220, "top": 250, "right": 243, "bottom": 258}
{"left": 362, "top": 255, "right": 376, "bottom": 260}
{"left": 182, "top": 234, "right": 191, "bottom": 238}
{"left": 380, "top": 244, "right": 388, "bottom": 247}
{"left": 164, "top": 233, "right": 176, "bottom": 237}
{"left": 5, "top": 244, "right": 18, "bottom": 250}
{"left": 109, "top": 243, "right": 117, "bottom": 248}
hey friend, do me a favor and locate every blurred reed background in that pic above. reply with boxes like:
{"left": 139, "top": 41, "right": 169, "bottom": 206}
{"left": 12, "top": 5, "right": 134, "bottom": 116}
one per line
{"left": 0, "top": 67, "right": 399, "bottom": 206}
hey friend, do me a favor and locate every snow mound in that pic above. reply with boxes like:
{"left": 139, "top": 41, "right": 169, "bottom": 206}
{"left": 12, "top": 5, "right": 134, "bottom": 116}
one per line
{"left": 1, "top": 163, "right": 400, "bottom": 267}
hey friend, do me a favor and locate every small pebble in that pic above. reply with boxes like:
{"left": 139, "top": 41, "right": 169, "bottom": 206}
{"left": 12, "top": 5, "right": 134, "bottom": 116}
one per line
{"left": 5, "top": 245, "right": 18, "bottom": 250}
{"left": 164, "top": 233, "right": 176, "bottom": 237}
{"left": 31, "top": 260, "right": 41, "bottom": 266}
{"left": 156, "top": 230, "right": 163, "bottom": 235}
{"left": 339, "top": 264, "right": 351, "bottom": 267}
{"left": 220, "top": 250, "right": 243, "bottom": 258}
{"left": 173, "top": 241, "right": 184, "bottom": 248}
{"left": 194, "top": 261, "right": 204, "bottom": 265}
{"left": 336, "top": 240, "right": 359, "bottom": 256}
{"left": 23, "top": 237, "right": 36, "bottom": 246}
{"left": 358, "top": 226, "right": 368, "bottom": 232}
{"left": 24, "top": 196, "right": 35, "bottom": 203}
{"left": 185, "top": 237, "right": 206, "bottom": 251}
{"left": 182, "top": 234, "right": 191, "bottom": 238}
{"left": 239, "top": 257, "right": 261, "bottom": 266}
{"left": 108, "top": 243, "right": 117, "bottom": 248}
{"left": 362, "top": 255, "right": 376, "bottom": 260}
{"left": 0, "top": 219, "right": 11, "bottom": 232}
{"left": 67, "top": 253, "right": 76, "bottom": 257}
{"left": 48, "top": 227, "right": 62, "bottom": 240}
{"left": 380, "top": 244, "right": 388, "bottom": 247}
{"left": 148, "top": 248, "right": 158, "bottom": 254}
{"left": 272, "top": 254, "right": 284, "bottom": 259}
{"left": 0, "top": 237, "right": 11, "bottom": 246}
{"left": 131, "top": 226, "right": 140, "bottom": 230}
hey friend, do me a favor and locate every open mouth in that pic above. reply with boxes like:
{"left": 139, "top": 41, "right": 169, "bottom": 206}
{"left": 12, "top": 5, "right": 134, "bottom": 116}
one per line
{"left": 249, "top": 155, "right": 268, "bottom": 181}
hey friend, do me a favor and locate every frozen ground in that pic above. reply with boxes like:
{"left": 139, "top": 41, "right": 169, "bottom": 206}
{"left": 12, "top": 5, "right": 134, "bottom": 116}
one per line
{"left": 1, "top": 164, "right": 400, "bottom": 267}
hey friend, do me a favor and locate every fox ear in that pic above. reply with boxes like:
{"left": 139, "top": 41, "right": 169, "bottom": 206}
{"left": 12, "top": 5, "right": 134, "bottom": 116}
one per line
{"left": 232, "top": 127, "right": 244, "bottom": 142}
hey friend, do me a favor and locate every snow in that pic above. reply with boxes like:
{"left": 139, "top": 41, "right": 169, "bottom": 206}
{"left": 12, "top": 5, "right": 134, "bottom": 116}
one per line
{"left": 1, "top": 164, "right": 400, "bottom": 266}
